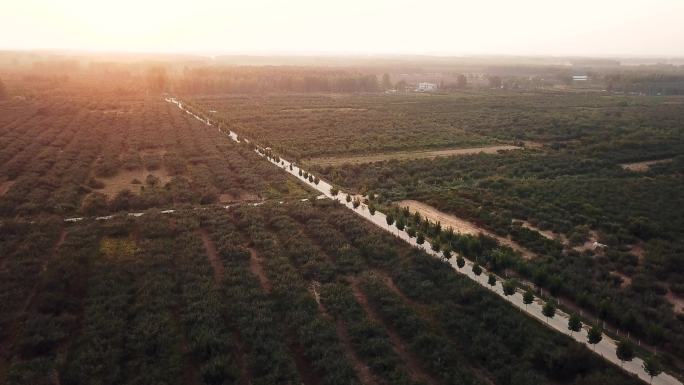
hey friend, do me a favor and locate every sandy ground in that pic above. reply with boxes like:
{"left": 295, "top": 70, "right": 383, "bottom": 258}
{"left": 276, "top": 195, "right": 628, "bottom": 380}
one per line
{"left": 610, "top": 271, "right": 633, "bottom": 288}
{"left": 219, "top": 191, "right": 261, "bottom": 203}
{"left": 621, "top": 158, "right": 673, "bottom": 172}
{"left": 96, "top": 169, "right": 173, "bottom": 197}
{"left": 307, "top": 145, "right": 523, "bottom": 166}
{"left": 666, "top": 290, "right": 684, "bottom": 314}
{"left": 517, "top": 220, "right": 566, "bottom": 242}
{"left": 398, "top": 200, "right": 536, "bottom": 259}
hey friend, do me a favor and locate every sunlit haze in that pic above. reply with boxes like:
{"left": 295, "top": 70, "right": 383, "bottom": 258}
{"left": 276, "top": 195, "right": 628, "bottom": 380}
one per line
{"left": 2, "top": 0, "right": 684, "bottom": 56}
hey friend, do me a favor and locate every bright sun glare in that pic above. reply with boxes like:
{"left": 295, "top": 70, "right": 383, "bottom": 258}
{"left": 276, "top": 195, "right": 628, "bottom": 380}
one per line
{"left": 1, "top": 0, "right": 684, "bottom": 56}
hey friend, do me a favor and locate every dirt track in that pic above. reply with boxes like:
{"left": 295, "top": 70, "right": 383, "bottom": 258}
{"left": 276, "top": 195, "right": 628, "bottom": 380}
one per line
{"left": 621, "top": 158, "right": 673, "bottom": 172}
{"left": 199, "top": 229, "right": 224, "bottom": 283}
{"left": 398, "top": 200, "right": 535, "bottom": 259}
{"left": 307, "top": 145, "right": 523, "bottom": 166}
{"left": 349, "top": 278, "right": 438, "bottom": 385}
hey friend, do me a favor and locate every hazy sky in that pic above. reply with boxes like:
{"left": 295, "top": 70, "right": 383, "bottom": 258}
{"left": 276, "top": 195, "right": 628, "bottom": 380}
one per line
{"left": 1, "top": 0, "right": 683, "bottom": 56}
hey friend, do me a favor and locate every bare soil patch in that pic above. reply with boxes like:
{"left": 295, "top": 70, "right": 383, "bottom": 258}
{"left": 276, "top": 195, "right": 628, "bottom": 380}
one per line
{"left": 248, "top": 247, "right": 272, "bottom": 293}
{"left": 621, "top": 158, "right": 673, "bottom": 172}
{"left": 349, "top": 278, "right": 438, "bottom": 385}
{"left": 629, "top": 243, "right": 646, "bottom": 262}
{"left": 308, "top": 145, "right": 523, "bottom": 166}
{"left": 572, "top": 230, "right": 602, "bottom": 254}
{"left": 610, "top": 271, "right": 632, "bottom": 288}
{"left": 666, "top": 290, "right": 684, "bottom": 314}
{"left": 0, "top": 180, "right": 15, "bottom": 197}
{"left": 96, "top": 168, "right": 173, "bottom": 198}
{"left": 199, "top": 229, "right": 224, "bottom": 283}
{"left": 517, "top": 220, "right": 566, "bottom": 243}
{"left": 399, "top": 200, "right": 536, "bottom": 260}
{"left": 219, "top": 191, "right": 262, "bottom": 204}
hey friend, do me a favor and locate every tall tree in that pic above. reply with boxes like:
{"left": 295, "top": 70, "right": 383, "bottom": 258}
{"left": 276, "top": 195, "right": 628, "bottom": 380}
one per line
{"left": 442, "top": 248, "right": 452, "bottom": 260}
{"left": 523, "top": 289, "right": 534, "bottom": 309}
{"left": 456, "top": 255, "right": 465, "bottom": 269}
{"left": 568, "top": 313, "right": 582, "bottom": 336}
{"left": 472, "top": 263, "right": 482, "bottom": 276}
{"left": 416, "top": 232, "right": 425, "bottom": 245}
{"left": 488, "top": 273, "right": 497, "bottom": 287}
{"left": 502, "top": 280, "right": 516, "bottom": 296}
{"left": 386, "top": 214, "right": 395, "bottom": 227}
{"left": 587, "top": 325, "right": 603, "bottom": 350}
{"left": 616, "top": 339, "right": 635, "bottom": 367}
{"left": 542, "top": 301, "right": 556, "bottom": 323}
{"left": 643, "top": 355, "right": 662, "bottom": 384}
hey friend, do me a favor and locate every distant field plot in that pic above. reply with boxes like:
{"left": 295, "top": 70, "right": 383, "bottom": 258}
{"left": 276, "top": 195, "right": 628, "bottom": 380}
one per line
{"left": 192, "top": 92, "right": 684, "bottom": 161}
{"left": 306, "top": 144, "right": 523, "bottom": 166}
{"left": 0, "top": 95, "right": 309, "bottom": 217}
{"left": 0, "top": 202, "right": 642, "bottom": 385}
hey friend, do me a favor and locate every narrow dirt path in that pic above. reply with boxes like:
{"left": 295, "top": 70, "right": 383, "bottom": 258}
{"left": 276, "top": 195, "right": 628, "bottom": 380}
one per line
{"left": 289, "top": 340, "right": 323, "bottom": 385}
{"left": 199, "top": 231, "right": 252, "bottom": 385}
{"left": 310, "top": 282, "right": 380, "bottom": 385}
{"left": 371, "top": 270, "right": 424, "bottom": 312}
{"left": 348, "top": 278, "right": 439, "bottom": 385}
{"left": 307, "top": 145, "right": 523, "bottom": 166}
{"left": 371, "top": 270, "right": 497, "bottom": 385}
{"left": 248, "top": 247, "right": 272, "bottom": 293}
{"left": 199, "top": 228, "right": 224, "bottom": 283}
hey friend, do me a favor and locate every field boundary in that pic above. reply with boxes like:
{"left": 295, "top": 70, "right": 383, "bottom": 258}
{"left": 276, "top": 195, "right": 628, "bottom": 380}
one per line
{"left": 305, "top": 145, "right": 523, "bottom": 166}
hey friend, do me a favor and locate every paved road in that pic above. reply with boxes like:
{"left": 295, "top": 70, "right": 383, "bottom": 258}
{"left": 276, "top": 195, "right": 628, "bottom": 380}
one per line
{"left": 166, "top": 97, "right": 682, "bottom": 385}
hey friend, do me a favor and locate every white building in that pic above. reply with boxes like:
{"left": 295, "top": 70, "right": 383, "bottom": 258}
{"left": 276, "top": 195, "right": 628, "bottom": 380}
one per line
{"left": 416, "top": 82, "right": 437, "bottom": 92}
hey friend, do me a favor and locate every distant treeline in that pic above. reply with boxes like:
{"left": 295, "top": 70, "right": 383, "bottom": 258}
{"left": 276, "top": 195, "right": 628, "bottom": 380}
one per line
{"left": 175, "top": 67, "right": 382, "bottom": 94}
{"left": 605, "top": 72, "right": 684, "bottom": 95}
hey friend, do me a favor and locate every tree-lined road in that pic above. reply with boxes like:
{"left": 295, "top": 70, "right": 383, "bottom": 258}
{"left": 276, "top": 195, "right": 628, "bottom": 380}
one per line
{"left": 166, "top": 97, "right": 681, "bottom": 385}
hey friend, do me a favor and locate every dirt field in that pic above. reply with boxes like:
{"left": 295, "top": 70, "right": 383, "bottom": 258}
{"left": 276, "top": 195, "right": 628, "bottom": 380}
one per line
{"left": 517, "top": 220, "right": 565, "bottom": 242}
{"left": 96, "top": 169, "right": 173, "bottom": 198}
{"left": 307, "top": 145, "right": 523, "bottom": 166}
{"left": 621, "top": 158, "right": 673, "bottom": 172}
{"left": 398, "top": 200, "right": 535, "bottom": 259}
{"left": 666, "top": 290, "right": 684, "bottom": 314}
{"left": 219, "top": 191, "right": 262, "bottom": 203}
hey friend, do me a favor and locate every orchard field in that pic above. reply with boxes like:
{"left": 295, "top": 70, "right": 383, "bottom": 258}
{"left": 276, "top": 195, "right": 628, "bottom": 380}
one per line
{"left": 189, "top": 90, "right": 684, "bottom": 373}
{"left": 0, "top": 201, "right": 642, "bottom": 385}
{"left": 0, "top": 93, "right": 309, "bottom": 217}
{"left": 1, "top": 65, "right": 683, "bottom": 385}
{"left": 191, "top": 92, "right": 684, "bottom": 162}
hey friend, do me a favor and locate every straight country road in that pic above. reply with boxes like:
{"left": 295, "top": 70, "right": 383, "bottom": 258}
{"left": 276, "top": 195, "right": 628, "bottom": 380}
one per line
{"left": 166, "top": 97, "right": 682, "bottom": 385}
